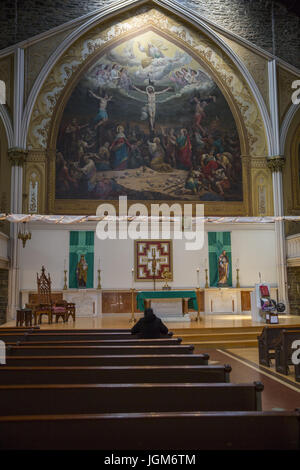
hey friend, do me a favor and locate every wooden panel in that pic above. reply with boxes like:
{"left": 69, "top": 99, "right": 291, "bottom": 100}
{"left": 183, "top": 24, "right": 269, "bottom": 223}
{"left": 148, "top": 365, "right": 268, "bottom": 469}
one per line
{"left": 189, "top": 290, "right": 204, "bottom": 312}
{"left": 102, "top": 291, "right": 139, "bottom": 313}
{"left": 198, "top": 291, "right": 204, "bottom": 312}
{"left": 28, "top": 293, "right": 64, "bottom": 304}
{"left": 241, "top": 291, "right": 251, "bottom": 311}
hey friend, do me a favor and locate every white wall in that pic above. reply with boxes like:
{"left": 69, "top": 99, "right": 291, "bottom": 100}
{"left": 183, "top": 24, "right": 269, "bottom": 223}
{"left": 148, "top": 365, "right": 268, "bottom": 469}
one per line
{"left": 19, "top": 224, "right": 277, "bottom": 291}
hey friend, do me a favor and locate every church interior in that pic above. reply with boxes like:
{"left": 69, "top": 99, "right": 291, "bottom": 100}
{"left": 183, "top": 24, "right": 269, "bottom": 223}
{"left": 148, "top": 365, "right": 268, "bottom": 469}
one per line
{"left": 0, "top": 0, "right": 300, "bottom": 453}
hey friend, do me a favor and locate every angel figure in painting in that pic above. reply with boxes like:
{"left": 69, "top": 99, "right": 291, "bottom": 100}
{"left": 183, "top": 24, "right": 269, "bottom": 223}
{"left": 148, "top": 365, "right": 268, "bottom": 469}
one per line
{"left": 131, "top": 84, "right": 171, "bottom": 132}
{"left": 218, "top": 250, "right": 229, "bottom": 286}
{"left": 76, "top": 254, "right": 88, "bottom": 288}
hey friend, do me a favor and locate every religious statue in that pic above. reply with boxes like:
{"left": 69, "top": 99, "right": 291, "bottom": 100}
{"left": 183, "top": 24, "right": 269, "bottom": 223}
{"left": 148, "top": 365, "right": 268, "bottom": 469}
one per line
{"left": 76, "top": 254, "right": 88, "bottom": 288}
{"left": 218, "top": 250, "right": 229, "bottom": 286}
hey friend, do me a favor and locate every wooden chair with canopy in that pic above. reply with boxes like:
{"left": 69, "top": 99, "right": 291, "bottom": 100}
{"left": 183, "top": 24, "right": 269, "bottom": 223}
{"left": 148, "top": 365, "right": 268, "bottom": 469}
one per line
{"left": 30, "top": 266, "right": 68, "bottom": 324}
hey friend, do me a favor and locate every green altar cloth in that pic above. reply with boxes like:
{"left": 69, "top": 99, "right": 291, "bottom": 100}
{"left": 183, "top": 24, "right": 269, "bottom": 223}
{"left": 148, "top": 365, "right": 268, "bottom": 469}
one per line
{"left": 136, "top": 290, "right": 198, "bottom": 312}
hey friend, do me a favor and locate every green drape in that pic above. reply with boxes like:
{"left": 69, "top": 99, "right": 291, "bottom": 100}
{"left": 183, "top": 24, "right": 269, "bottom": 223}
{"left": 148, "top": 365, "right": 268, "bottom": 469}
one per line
{"left": 69, "top": 231, "right": 94, "bottom": 288}
{"left": 208, "top": 232, "right": 232, "bottom": 287}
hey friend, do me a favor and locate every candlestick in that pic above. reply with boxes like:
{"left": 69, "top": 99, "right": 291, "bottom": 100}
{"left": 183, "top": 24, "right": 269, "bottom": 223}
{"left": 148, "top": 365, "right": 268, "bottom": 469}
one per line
{"left": 97, "top": 269, "right": 101, "bottom": 290}
{"left": 236, "top": 268, "right": 240, "bottom": 288}
{"left": 129, "top": 287, "right": 136, "bottom": 324}
{"left": 63, "top": 270, "right": 67, "bottom": 290}
{"left": 205, "top": 268, "right": 209, "bottom": 288}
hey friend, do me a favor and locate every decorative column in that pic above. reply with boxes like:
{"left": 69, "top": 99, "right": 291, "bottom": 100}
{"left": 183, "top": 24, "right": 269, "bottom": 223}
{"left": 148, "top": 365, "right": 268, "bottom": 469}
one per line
{"left": 7, "top": 47, "right": 26, "bottom": 322}
{"left": 7, "top": 148, "right": 28, "bottom": 320}
{"left": 267, "top": 156, "right": 289, "bottom": 310}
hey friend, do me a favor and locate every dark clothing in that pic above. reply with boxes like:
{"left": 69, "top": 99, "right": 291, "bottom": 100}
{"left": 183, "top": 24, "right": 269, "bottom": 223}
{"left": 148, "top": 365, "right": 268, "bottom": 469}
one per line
{"left": 131, "top": 311, "right": 169, "bottom": 339}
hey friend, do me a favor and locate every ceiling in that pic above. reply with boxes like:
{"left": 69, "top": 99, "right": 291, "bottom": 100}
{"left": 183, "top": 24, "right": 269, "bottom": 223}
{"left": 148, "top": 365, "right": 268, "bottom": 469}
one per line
{"left": 277, "top": 0, "right": 300, "bottom": 16}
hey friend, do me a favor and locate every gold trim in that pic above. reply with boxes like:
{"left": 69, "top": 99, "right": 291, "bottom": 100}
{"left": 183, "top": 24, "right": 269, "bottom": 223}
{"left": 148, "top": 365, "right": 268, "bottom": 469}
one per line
{"left": 8, "top": 148, "right": 28, "bottom": 166}
{"left": 266, "top": 156, "right": 285, "bottom": 173}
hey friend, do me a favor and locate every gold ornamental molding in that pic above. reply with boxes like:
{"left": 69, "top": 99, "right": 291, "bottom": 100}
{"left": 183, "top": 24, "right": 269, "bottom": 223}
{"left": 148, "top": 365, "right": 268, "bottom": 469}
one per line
{"left": 8, "top": 147, "right": 28, "bottom": 166}
{"left": 266, "top": 156, "right": 285, "bottom": 173}
{"left": 250, "top": 157, "right": 269, "bottom": 169}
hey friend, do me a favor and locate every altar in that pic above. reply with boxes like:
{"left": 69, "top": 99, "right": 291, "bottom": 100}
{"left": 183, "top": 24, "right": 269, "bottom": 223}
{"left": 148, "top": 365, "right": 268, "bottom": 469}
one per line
{"left": 136, "top": 290, "right": 198, "bottom": 321}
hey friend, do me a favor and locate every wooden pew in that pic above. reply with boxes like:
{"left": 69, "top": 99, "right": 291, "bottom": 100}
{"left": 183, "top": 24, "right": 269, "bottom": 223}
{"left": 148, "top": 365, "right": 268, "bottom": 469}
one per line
{"left": 4, "top": 353, "right": 210, "bottom": 367}
{"left": 6, "top": 338, "right": 182, "bottom": 347}
{"left": 0, "top": 410, "right": 298, "bottom": 450}
{"left": 275, "top": 329, "right": 300, "bottom": 375}
{"left": 258, "top": 325, "right": 300, "bottom": 366}
{"left": 0, "top": 332, "right": 147, "bottom": 342}
{"left": 6, "top": 344, "right": 194, "bottom": 356}
{"left": 0, "top": 382, "right": 262, "bottom": 415}
{"left": 23, "top": 328, "right": 131, "bottom": 332}
{"left": 0, "top": 364, "right": 231, "bottom": 385}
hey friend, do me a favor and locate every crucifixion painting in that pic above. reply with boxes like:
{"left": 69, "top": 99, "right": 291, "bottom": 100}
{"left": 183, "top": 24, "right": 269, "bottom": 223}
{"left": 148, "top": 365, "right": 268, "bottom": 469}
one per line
{"left": 56, "top": 31, "right": 243, "bottom": 203}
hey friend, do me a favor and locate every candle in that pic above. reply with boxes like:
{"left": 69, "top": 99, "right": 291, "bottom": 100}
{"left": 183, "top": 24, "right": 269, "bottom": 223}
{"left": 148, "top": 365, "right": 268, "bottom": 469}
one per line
{"left": 131, "top": 267, "right": 134, "bottom": 288}
{"left": 196, "top": 268, "right": 200, "bottom": 288}
{"left": 98, "top": 257, "right": 100, "bottom": 269}
{"left": 64, "top": 259, "right": 66, "bottom": 270}
{"left": 205, "top": 258, "right": 208, "bottom": 269}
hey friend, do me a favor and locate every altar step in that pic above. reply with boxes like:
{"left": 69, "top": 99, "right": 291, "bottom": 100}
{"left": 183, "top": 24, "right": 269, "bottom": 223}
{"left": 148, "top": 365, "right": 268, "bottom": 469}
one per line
{"left": 172, "top": 327, "right": 262, "bottom": 349}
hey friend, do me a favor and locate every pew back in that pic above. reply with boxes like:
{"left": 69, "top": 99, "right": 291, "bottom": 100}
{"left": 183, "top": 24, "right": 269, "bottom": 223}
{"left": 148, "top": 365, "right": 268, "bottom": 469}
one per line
{"left": 0, "top": 382, "right": 262, "bottom": 415}
{"left": 3, "top": 353, "right": 209, "bottom": 367}
{"left": 258, "top": 325, "right": 300, "bottom": 366}
{"left": 0, "top": 410, "right": 298, "bottom": 450}
{"left": 275, "top": 329, "right": 300, "bottom": 375}
{"left": 6, "top": 345, "right": 194, "bottom": 356}
{"left": 0, "top": 364, "right": 231, "bottom": 385}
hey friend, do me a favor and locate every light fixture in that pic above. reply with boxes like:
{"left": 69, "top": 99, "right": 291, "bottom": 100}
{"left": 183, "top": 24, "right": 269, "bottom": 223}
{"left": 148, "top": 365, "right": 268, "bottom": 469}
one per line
{"left": 18, "top": 222, "right": 31, "bottom": 247}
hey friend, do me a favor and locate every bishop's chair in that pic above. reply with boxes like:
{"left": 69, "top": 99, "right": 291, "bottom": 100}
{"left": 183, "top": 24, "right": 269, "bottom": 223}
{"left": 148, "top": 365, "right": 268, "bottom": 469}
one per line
{"left": 33, "top": 266, "right": 68, "bottom": 324}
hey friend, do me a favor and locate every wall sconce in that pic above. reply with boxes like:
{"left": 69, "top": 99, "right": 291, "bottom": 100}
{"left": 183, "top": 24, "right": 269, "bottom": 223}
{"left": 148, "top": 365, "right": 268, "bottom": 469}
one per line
{"left": 18, "top": 222, "right": 31, "bottom": 247}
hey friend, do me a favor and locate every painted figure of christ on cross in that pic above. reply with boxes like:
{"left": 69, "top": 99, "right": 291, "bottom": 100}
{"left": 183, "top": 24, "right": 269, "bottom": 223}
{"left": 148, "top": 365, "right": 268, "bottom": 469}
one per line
{"left": 132, "top": 84, "right": 171, "bottom": 132}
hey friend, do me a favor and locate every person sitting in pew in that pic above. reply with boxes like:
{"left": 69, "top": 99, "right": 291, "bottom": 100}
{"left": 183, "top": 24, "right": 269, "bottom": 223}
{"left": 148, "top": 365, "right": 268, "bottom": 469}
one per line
{"left": 131, "top": 308, "right": 170, "bottom": 339}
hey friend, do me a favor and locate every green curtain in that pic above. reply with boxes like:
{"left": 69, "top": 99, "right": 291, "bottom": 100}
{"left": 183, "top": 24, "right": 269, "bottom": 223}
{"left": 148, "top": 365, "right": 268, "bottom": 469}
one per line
{"left": 69, "top": 231, "right": 94, "bottom": 288}
{"left": 208, "top": 232, "right": 232, "bottom": 287}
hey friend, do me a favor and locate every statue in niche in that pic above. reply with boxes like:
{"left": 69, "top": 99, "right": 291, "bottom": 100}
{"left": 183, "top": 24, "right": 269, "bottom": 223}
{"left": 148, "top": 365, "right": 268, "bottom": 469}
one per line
{"left": 218, "top": 250, "right": 229, "bottom": 286}
{"left": 76, "top": 254, "right": 88, "bottom": 288}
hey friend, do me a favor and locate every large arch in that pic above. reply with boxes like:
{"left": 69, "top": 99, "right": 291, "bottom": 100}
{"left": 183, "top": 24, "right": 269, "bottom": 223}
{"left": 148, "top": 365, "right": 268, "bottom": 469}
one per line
{"left": 22, "top": 0, "right": 271, "bottom": 155}
{"left": 280, "top": 102, "right": 300, "bottom": 155}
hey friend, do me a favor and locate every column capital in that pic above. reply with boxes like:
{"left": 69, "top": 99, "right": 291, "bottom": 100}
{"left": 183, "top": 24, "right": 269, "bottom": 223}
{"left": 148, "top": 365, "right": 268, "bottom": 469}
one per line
{"left": 8, "top": 147, "right": 28, "bottom": 166}
{"left": 266, "top": 156, "right": 285, "bottom": 173}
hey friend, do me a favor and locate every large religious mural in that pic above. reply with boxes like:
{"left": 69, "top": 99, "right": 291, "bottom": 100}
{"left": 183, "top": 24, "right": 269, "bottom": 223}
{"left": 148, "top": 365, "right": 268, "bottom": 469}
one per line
{"left": 55, "top": 31, "right": 243, "bottom": 202}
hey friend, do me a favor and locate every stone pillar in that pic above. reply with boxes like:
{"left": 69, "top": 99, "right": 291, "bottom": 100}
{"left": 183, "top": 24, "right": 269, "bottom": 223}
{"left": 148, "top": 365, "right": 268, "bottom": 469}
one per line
{"left": 7, "top": 148, "right": 27, "bottom": 321}
{"left": 7, "top": 47, "right": 26, "bottom": 322}
{"left": 267, "top": 156, "right": 289, "bottom": 310}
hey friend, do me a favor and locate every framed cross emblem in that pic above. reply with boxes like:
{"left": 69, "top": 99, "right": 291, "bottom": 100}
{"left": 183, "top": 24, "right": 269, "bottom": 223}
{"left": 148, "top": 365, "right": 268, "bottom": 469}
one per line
{"left": 134, "top": 240, "right": 173, "bottom": 282}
